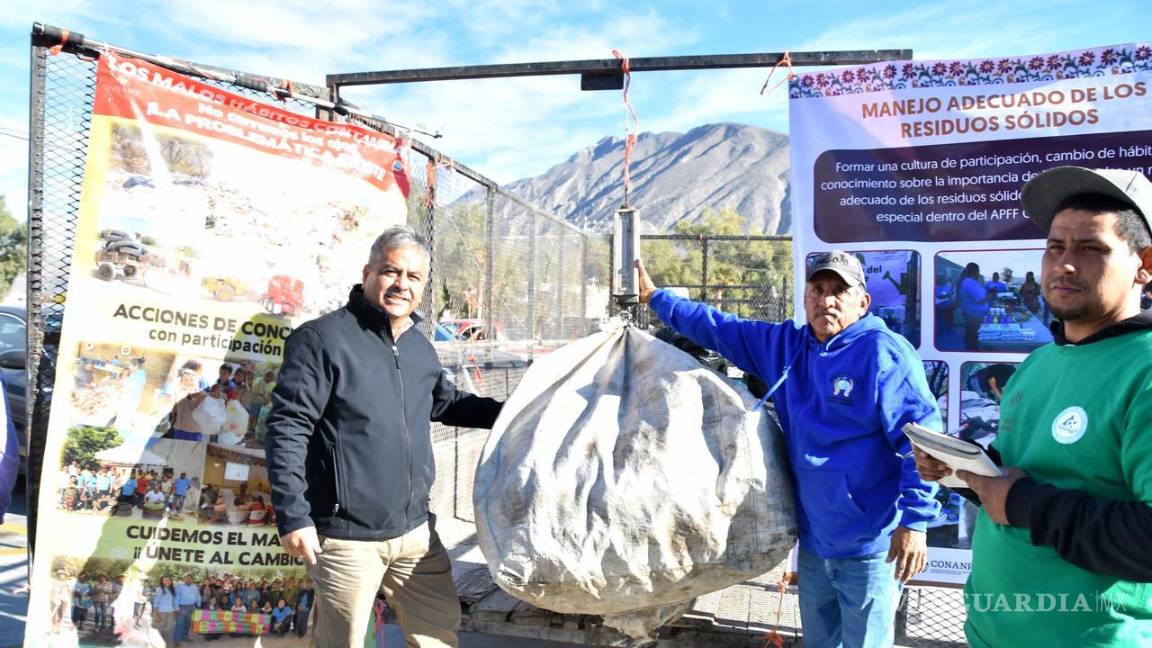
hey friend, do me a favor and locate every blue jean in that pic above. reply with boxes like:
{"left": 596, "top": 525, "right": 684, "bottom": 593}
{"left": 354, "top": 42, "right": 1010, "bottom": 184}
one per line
{"left": 797, "top": 549, "right": 902, "bottom": 648}
{"left": 176, "top": 604, "right": 195, "bottom": 642}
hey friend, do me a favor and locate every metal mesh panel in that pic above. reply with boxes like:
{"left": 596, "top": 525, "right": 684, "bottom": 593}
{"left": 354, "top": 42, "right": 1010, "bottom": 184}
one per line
{"left": 897, "top": 587, "right": 968, "bottom": 646}
{"left": 404, "top": 150, "right": 607, "bottom": 521}
{"left": 27, "top": 46, "right": 98, "bottom": 546}
{"left": 639, "top": 234, "right": 794, "bottom": 324}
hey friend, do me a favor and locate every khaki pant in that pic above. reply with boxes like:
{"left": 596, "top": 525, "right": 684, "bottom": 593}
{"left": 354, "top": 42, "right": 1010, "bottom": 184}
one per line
{"left": 310, "top": 522, "right": 459, "bottom": 648}
{"left": 153, "top": 610, "right": 176, "bottom": 646}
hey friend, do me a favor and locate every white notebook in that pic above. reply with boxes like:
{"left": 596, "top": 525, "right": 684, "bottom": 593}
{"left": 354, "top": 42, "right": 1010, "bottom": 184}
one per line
{"left": 903, "top": 422, "right": 1003, "bottom": 489}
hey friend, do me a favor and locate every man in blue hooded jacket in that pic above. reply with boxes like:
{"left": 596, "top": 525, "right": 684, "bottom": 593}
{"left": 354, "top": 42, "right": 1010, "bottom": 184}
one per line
{"left": 637, "top": 250, "right": 940, "bottom": 648}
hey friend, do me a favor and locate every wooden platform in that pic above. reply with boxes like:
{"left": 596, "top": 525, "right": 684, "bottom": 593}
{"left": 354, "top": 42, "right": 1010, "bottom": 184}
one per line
{"left": 433, "top": 517, "right": 804, "bottom": 647}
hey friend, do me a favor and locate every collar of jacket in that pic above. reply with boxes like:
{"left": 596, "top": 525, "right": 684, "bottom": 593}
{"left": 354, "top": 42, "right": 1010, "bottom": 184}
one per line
{"left": 1050, "top": 309, "right": 1152, "bottom": 346}
{"left": 804, "top": 311, "right": 887, "bottom": 351}
{"left": 346, "top": 285, "right": 424, "bottom": 338}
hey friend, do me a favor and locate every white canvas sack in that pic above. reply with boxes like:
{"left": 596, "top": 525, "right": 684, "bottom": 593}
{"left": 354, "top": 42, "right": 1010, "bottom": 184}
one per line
{"left": 474, "top": 325, "right": 797, "bottom": 619}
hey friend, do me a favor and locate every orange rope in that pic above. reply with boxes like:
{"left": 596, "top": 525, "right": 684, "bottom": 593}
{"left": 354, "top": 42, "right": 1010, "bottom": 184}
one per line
{"left": 277, "top": 79, "right": 294, "bottom": 102}
{"left": 48, "top": 29, "right": 70, "bottom": 56}
{"left": 759, "top": 52, "right": 796, "bottom": 96}
{"left": 762, "top": 574, "right": 790, "bottom": 647}
{"left": 422, "top": 158, "right": 436, "bottom": 209}
{"left": 612, "top": 49, "right": 640, "bottom": 206}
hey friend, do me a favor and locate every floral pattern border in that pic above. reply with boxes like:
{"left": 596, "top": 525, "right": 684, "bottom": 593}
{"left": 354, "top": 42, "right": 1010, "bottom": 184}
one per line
{"left": 790, "top": 44, "right": 1152, "bottom": 99}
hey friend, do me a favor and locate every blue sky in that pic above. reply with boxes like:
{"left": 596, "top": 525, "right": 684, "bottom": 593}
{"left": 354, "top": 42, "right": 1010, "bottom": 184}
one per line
{"left": 2, "top": 0, "right": 1150, "bottom": 213}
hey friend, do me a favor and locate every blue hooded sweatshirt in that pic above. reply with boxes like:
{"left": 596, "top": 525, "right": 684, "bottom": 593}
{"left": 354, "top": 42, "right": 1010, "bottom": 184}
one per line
{"left": 650, "top": 290, "right": 940, "bottom": 559}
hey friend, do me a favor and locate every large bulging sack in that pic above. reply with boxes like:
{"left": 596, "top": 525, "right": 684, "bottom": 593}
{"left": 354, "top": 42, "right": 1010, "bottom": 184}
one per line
{"left": 474, "top": 326, "right": 797, "bottom": 616}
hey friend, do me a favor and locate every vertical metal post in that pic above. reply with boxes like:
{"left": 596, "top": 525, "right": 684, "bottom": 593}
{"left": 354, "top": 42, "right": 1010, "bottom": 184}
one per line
{"left": 556, "top": 227, "right": 566, "bottom": 338}
{"left": 782, "top": 276, "right": 791, "bottom": 322}
{"left": 526, "top": 212, "right": 537, "bottom": 352}
{"left": 27, "top": 47, "right": 45, "bottom": 411}
{"left": 580, "top": 233, "right": 589, "bottom": 335}
{"left": 700, "top": 236, "right": 710, "bottom": 304}
{"left": 26, "top": 39, "right": 48, "bottom": 557}
{"left": 484, "top": 188, "right": 495, "bottom": 365}
{"left": 422, "top": 159, "right": 437, "bottom": 333}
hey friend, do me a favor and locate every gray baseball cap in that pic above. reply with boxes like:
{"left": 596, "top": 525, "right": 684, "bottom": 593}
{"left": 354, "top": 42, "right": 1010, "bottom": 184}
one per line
{"left": 806, "top": 250, "right": 866, "bottom": 287}
{"left": 1021, "top": 166, "right": 1152, "bottom": 233}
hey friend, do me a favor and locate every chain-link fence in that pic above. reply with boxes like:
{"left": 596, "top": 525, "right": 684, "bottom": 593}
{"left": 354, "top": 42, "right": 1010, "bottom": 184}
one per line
{"left": 637, "top": 234, "right": 794, "bottom": 328}
{"left": 411, "top": 155, "right": 610, "bottom": 522}
{"left": 28, "top": 42, "right": 98, "bottom": 550}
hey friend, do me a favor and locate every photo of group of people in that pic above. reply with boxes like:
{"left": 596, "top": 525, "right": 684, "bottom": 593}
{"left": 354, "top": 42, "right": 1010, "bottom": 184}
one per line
{"left": 47, "top": 556, "right": 311, "bottom": 645}
{"left": 198, "top": 444, "right": 277, "bottom": 528}
{"left": 55, "top": 428, "right": 207, "bottom": 521}
{"left": 66, "top": 343, "right": 281, "bottom": 448}
{"left": 934, "top": 250, "right": 1052, "bottom": 353}
{"left": 55, "top": 341, "right": 284, "bottom": 532}
{"left": 156, "top": 357, "right": 279, "bottom": 449}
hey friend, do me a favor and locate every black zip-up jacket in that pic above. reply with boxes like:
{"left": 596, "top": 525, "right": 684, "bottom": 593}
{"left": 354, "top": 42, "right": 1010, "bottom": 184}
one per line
{"left": 265, "top": 286, "right": 502, "bottom": 540}
{"left": 957, "top": 311, "right": 1152, "bottom": 581}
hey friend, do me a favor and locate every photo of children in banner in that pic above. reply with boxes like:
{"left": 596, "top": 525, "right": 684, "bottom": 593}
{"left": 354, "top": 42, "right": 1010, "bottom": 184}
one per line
{"left": 924, "top": 361, "right": 1019, "bottom": 551}
{"left": 46, "top": 554, "right": 311, "bottom": 646}
{"left": 806, "top": 250, "right": 921, "bottom": 347}
{"left": 155, "top": 354, "right": 280, "bottom": 450}
{"left": 933, "top": 250, "right": 1052, "bottom": 353}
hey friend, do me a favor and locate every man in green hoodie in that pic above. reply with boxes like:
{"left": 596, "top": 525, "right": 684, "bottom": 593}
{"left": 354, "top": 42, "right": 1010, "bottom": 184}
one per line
{"left": 916, "top": 166, "right": 1152, "bottom": 646}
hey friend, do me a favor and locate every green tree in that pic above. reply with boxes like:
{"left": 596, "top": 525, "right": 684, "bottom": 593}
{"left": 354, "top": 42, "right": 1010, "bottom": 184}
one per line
{"left": 0, "top": 196, "right": 27, "bottom": 295}
{"left": 642, "top": 208, "right": 792, "bottom": 320}
{"left": 62, "top": 425, "right": 123, "bottom": 468}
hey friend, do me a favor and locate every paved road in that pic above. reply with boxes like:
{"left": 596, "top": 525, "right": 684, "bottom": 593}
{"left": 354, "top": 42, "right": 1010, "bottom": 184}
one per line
{"left": 0, "top": 478, "right": 28, "bottom": 648}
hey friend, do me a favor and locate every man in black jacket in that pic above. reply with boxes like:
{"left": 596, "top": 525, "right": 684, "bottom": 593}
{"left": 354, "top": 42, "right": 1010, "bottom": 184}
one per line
{"left": 266, "top": 226, "right": 502, "bottom": 648}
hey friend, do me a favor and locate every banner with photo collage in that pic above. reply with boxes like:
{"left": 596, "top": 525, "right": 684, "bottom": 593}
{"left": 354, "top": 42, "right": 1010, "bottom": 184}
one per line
{"left": 27, "top": 52, "right": 410, "bottom": 646}
{"left": 788, "top": 42, "right": 1152, "bottom": 585}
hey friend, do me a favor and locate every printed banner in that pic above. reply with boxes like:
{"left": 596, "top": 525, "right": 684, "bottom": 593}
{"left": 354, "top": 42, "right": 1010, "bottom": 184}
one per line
{"left": 27, "top": 51, "right": 408, "bottom": 646}
{"left": 190, "top": 610, "right": 272, "bottom": 635}
{"left": 789, "top": 43, "right": 1152, "bottom": 585}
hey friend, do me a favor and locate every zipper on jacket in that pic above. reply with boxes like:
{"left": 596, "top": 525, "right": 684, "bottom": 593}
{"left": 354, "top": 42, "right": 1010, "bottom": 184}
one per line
{"left": 392, "top": 343, "right": 417, "bottom": 522}
{"left": 328, "top": 440, "right": 342, "bottom": 516}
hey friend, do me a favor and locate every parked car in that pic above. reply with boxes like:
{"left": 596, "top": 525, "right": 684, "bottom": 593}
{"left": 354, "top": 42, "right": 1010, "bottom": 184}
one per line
{"left": 0, "top": 306, "right": 28, "bottom": 470}
{"left": 439, "top": 318, "right": 508, "bottom": 342}
{"left": 432, "top": 322, "right": 456, "bottom": 342}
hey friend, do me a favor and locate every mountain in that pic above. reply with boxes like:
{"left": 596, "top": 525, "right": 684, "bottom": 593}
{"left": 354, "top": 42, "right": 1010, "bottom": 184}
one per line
{"left": 491, "top": 123, "right": 791, "bottom": 234}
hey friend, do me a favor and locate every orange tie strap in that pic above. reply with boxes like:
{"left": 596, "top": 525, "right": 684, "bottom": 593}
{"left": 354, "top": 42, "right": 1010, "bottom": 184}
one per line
{"left": 422, "top": 158, "right": 437, "bottom": 209}
{"left": 612, "top": 49, "right": 640, "bottom": 206}
{"left": 278, "top": 79, "right": 294, "bottom": 102}
{"left": 48, "top": 29, "right": 70, "bottom": 56}
{"left": 759, "top": 51, "right": 796, "bottom": 96}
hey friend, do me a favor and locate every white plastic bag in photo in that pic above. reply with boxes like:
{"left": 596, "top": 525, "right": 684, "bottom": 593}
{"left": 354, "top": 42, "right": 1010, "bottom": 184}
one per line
{"left": 191, "top": 395, "right": 227, "bottom": 436}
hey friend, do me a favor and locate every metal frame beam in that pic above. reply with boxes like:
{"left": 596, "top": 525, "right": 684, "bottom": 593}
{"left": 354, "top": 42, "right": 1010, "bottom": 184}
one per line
{"left": 326, "top": 50, "right": 913, "bottom": 87}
